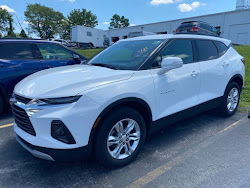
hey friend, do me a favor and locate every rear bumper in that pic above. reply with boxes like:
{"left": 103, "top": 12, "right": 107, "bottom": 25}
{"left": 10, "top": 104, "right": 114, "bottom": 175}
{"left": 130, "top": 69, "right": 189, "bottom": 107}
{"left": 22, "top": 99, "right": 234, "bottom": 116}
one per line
{"left": 16, "top": 134, "right": 91, "bottom": 162}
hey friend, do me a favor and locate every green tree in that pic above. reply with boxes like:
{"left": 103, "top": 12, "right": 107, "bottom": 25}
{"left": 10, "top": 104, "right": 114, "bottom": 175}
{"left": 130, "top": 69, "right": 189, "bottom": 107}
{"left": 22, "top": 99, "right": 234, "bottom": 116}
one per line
{"left": 109, "top": 14, "right": 129, "bottom": 29}
{"left": 0, "top": 8, "right": 12, "bottom": 35}
{"left": 7, "top": 17, "right": 16, "bottom": 37}
{"left": 68, "top": 9, "right": 98, "bottom": 27}
{"left": 61, "top": 20, "right": 71, "bottom": 40}
{"left": 61, "top": 8, "right": 98, "bottom": 40}
{"left": 20, "top": 29, "right": 28, "bottom": 38}
{"left": 24, "top": 3, "right": 65, "bottom": 39}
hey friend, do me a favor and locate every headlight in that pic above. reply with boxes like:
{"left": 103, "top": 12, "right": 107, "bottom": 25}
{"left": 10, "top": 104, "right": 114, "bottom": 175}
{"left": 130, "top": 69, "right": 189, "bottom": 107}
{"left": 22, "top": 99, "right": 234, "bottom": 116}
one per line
{"left": 40, "top": 96, "right": 82, "bottom": 105}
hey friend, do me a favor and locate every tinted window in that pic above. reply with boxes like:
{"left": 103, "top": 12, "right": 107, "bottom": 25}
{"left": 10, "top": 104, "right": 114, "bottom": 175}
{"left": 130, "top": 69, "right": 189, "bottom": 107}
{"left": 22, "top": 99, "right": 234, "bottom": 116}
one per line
{"left": 152, "top": 39, "right": 193, "bottom": 68}
{"left": 200, "top": 23, "right": 212, "bottom": 31}
{"left": 196, "top": 40, "right": 218, "bottom": 61}
{"left": 0, "top": 43, "right": 34, "bottom": 59}
{"left": 37, "top": 44, "right": 73, "bottom": 60}
{"left": 87, "top": 32, "right": 92, "bottom": 36}
{"left": 214, "top": 41, "right": 228, "bottom": 57}
{"left": 179, "top": 22, "right": 197, "bottom": 28}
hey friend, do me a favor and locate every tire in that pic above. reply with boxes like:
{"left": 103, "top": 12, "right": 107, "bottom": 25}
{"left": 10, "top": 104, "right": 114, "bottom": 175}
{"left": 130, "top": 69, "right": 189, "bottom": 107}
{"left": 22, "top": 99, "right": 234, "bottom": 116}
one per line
{"left": 0, "top": 95, "right": 4, "bottom": 115}
{"left": 219, "top": 82, "right": 241, "bottom": 117}
{"left": 94, "top": 106, "right": 146, "bottom": 168}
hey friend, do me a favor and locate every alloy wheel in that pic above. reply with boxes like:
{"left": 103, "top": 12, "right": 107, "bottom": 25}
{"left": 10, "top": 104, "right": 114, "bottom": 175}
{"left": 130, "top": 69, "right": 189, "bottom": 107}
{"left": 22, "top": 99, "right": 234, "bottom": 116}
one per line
{"left": 107, "top": 118, "right": 141, "bottom": 160}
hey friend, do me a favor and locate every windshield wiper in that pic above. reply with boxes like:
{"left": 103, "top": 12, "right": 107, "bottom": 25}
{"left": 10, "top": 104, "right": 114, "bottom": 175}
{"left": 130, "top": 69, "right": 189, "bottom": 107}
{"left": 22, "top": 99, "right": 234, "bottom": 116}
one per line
{"left": 91, "top": 63, "right": 119, "bottom": 70}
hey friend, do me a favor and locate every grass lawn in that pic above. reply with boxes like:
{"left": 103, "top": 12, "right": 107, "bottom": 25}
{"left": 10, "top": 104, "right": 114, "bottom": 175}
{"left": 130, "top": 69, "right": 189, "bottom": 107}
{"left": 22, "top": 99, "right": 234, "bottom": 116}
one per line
{"left": 75, "top": 47, "right": 250, "bottom": 108}
{"left": 75, "top": 48, "right": 104, "bottom": 59}
{"left": 235, "top": 46, "right": 250, "bottom": 108}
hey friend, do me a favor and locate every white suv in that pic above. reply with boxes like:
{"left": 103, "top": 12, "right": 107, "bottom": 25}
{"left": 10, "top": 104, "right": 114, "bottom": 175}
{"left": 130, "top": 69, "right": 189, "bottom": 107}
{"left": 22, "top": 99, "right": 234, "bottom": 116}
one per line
{"left": 11, "top": 34, "right": 245, "bottom": 167}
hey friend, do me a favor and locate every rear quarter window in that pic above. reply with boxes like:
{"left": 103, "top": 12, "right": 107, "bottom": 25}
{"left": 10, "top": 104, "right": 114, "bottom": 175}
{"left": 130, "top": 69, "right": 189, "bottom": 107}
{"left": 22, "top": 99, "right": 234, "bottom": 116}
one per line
{"left": 0, "top": 43, "right": 35, "bottom": 60}
{"left": 214, "top": 41, "right": 228, "bottom": 57}
{"left": 196, "top": 40, "right": 218, "bottom": 61}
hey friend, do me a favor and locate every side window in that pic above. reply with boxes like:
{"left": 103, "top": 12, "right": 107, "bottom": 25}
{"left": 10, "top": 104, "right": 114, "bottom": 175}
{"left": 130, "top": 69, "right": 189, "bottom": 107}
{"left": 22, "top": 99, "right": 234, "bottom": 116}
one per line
{"left": 200, "top": 23, "right": 206, "bottom": 29}
{"left": 206, "top": 25, "right": 212, "bottom": 31}
{"left": 37, "top": 44, "right": 73, "bottom": 60}
{"left": 87, "top": 31, "right": 92, "bottom": 37}
{"left": 0, "top": 43, "right": 35, "bottom": 60}
{"left": 152, "top": 40, "right": 193, "bottom": 68}
{"left": 214, "top": 41, "right": 228, "bottom": 57}
{"left": 196, "top": 40, "right": 218, "bottom": 61}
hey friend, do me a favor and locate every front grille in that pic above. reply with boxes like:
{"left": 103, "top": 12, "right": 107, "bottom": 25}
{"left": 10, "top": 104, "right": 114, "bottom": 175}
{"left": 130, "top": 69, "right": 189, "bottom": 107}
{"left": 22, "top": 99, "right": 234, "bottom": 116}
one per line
{"left": 12, "top": 104, "right": 36, "bottom": 136}
{"left": 14, "top": 94, "right": 31, "bottom": 104}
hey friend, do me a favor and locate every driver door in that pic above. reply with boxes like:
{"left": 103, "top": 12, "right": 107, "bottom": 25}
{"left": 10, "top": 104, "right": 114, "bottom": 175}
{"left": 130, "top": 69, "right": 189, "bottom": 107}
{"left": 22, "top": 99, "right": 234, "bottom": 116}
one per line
{"left": 150, "top": 39, "right": 200, "bottom": 120}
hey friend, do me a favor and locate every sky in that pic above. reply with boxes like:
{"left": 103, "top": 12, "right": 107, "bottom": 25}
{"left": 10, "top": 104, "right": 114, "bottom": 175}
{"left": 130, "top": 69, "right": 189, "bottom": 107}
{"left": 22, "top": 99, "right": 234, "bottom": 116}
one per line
{"left": 0, "top": 0, "right": 238, "bottom": 36}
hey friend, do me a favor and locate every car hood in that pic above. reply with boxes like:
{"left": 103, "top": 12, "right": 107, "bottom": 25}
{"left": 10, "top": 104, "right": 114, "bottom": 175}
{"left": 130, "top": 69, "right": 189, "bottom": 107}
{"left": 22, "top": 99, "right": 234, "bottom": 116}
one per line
{"left": 14, "top": 65, "right": 133, "bottom": 98}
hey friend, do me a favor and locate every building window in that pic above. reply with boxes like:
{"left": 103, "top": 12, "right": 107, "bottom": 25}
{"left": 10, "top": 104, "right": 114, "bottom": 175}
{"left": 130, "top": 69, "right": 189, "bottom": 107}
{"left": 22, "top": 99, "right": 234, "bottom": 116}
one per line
{"left": 111, "top": 37, "right": 119, "bottom": 43}
{"left": 87, "top": 31, "right": 92, "bottom": 37}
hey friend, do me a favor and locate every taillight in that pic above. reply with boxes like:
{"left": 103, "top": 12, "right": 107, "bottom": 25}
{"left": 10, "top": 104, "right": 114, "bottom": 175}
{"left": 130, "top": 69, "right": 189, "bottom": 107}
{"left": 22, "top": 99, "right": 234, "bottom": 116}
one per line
{"left": 190, "top": 27, "right": 199, "bottom": 32}
{"left": 176, "top": 29, "right": 180, "bottom": 33}
{"left": 241, "top": 58, "right": 245, "bottom": 65}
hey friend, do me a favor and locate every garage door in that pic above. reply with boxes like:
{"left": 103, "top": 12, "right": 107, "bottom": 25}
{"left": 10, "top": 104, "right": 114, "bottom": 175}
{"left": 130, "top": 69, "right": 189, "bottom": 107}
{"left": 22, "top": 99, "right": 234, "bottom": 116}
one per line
{"left": 229, "top": 24, "right": 250, "bottom": 45}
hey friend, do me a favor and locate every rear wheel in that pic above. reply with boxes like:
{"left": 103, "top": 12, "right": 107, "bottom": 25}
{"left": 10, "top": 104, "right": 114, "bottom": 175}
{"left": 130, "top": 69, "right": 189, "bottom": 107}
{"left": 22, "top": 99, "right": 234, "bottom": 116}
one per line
{"left": 219, "top": 82, "right": 241, "bottom": 117}
{"left": 94, "top": 107, "right": 146, "bottom": 167}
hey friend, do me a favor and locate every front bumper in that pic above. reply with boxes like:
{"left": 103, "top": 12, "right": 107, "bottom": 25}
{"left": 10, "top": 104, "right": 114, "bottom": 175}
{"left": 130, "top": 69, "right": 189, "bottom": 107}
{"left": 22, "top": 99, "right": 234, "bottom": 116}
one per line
{"left": 16, "top": 134, "right": 91, "bottom": 162}
{"left": 12, "top": 94, "right": 101, "bottom": 149}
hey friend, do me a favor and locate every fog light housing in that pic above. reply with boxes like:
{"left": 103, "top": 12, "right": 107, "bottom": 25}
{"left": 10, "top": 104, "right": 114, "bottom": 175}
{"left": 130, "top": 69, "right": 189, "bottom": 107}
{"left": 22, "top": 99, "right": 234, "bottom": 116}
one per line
{"left": 51, "top": 120, "right": 76, "bottom": 144}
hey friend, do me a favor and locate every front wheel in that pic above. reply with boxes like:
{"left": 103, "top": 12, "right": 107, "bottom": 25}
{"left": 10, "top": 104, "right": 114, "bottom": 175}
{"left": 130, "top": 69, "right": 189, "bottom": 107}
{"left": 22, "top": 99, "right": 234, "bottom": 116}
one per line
{"left": 219, "top": 82, "right": 241, "bottom": 117}
{"left": 94, "top": 107, "right": 146, "bottom": 167}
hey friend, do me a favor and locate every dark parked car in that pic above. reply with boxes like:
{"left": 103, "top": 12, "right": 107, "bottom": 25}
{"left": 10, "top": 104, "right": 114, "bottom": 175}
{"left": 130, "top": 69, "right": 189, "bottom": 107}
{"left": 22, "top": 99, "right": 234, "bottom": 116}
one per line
{"left": 176, "top": 21, "right": 221, "bottom": 37}
{"left": 0, "top": 39, "right": 87, "bottom": 114}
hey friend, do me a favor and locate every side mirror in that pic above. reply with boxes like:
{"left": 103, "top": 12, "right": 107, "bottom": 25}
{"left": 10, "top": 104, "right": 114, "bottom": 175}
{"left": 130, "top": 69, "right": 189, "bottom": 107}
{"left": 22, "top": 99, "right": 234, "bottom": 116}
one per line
{"left": 80, "top": 60, "right": 87, "bottom": 65}
{"left": 157, "top": 57, "right": 183, "bottom": 75}
{"left": 73, "top": 54, "right": 80, "bottom": 59}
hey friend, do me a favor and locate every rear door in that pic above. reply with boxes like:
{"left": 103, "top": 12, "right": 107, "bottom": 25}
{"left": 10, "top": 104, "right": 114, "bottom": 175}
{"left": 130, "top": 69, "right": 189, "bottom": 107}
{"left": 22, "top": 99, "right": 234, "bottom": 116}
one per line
{"left": 0, "top": 42, "right": 42, "bottom": 96}
{"left": 195, "top": 39, "right": 229, "bottom": 104}
{"left": 36, "top": 43, "right": 78, "bottom": 69}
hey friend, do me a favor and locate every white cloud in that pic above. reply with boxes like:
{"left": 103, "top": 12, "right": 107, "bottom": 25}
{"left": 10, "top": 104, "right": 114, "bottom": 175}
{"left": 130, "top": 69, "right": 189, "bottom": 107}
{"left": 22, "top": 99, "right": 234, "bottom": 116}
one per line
{"left": 102, "top": 22, "right": 110, "bottom": 25}
{"left": 0, "top": 5, "right": 15, "bottom": 13}
{"left": 150, "top": 0, "right": 174, "bottom": 6}
{"left": 61, "top": 0, "right": 75, "bottom": 3}
{"left": 178, "top": 2, "right": 206, "bottom": 12}
{"left": 130, "top": 24, "right": 136, "bottom": 26}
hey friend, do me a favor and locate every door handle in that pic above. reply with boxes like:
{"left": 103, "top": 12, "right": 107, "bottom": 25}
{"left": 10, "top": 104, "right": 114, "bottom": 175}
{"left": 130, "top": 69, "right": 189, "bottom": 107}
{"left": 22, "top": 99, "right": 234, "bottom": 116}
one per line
{"left": 191, "top": 71, "right": 199, "bottom": 77}
{"left": 222, "top": 62, "right": 229, "bottom": 67}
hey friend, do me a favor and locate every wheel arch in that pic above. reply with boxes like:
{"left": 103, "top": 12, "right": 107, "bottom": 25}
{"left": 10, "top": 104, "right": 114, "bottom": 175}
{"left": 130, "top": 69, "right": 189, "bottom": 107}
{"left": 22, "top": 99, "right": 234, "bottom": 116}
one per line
{"left": 88, "top": 97, "right": 153, "bottom": 148}
{"left": 227, "top": 74, "right": 244, "bottom": 92}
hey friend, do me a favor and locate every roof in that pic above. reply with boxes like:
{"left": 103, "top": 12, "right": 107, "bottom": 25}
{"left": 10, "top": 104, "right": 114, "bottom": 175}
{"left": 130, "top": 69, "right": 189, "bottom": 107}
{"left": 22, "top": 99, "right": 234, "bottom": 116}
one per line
{"left": 0, "top": 38, "right": 57, "bottom": 44}
{"left": 121, "top": 34, "right": 231, "bottom": 46}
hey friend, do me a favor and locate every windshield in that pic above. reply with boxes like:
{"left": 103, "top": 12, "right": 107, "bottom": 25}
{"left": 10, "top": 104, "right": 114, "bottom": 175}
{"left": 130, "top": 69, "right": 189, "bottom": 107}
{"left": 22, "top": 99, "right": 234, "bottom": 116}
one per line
{"left": 88, "top": 39, "right": 164, "bottom": 70}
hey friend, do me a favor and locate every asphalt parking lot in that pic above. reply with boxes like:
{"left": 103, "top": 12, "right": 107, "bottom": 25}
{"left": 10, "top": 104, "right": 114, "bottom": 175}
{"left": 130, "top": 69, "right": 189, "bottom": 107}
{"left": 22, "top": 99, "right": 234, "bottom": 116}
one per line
{"left": 0, "top": 110, "right": 249, "bottom": 188}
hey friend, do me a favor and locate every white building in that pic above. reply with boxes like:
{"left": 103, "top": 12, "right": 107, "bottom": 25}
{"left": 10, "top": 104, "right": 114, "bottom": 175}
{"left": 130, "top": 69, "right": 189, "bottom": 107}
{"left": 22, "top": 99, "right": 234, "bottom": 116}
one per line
{"left": 71, "top": 0, "right": 250, "bottom": 46}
